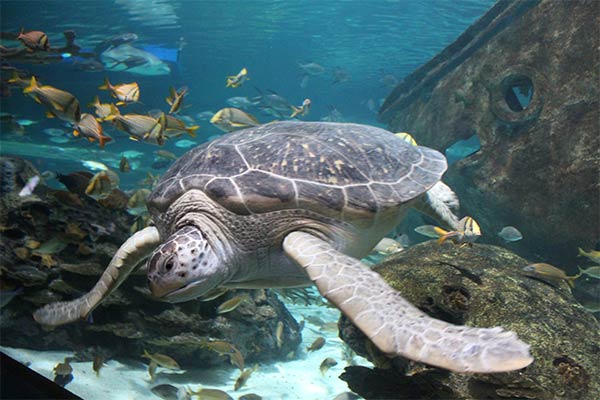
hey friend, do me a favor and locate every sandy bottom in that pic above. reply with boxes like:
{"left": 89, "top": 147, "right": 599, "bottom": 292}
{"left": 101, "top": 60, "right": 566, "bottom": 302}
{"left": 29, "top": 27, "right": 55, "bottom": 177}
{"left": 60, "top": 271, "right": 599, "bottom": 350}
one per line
{"left": 2, "top": 301, "right": 369, "bottom": 400}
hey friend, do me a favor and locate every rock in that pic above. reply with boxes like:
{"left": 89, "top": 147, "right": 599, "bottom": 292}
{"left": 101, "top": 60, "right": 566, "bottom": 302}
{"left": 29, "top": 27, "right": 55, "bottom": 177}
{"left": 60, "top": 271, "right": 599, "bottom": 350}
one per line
{"left": 340, "top": 241, "right": 600, "bottom": 399}
{"left": 379, "top": 0, "right": 599, "bottom": 270}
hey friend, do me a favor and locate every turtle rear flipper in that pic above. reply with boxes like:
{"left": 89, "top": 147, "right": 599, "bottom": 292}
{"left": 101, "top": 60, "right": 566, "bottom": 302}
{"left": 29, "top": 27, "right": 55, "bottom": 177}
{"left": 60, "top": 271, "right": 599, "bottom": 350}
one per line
{"left": 33, "top": 226, "right": 161, "bottom": 327}
{"left": 283, "top": 231, "right": 533, "bottom": 373}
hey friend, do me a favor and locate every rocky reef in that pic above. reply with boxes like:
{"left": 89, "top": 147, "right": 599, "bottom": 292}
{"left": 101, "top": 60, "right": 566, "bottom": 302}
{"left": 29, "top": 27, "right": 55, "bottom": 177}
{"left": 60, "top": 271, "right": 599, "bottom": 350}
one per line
{"left": 0, "top": 156, "right": 301, "bottom": 369}
{"left": 379, "top": 0, "right": 599, "bottom": 270}
{"left": 340, "top": 241, "right": 600, "bottom": 399}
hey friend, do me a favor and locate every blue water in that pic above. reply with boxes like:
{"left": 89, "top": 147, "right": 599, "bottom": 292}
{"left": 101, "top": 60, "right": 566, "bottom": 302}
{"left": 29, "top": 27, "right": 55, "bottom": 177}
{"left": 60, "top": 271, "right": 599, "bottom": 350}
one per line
{"left": 1, "top": 0, "right": 493, "bottom": 188}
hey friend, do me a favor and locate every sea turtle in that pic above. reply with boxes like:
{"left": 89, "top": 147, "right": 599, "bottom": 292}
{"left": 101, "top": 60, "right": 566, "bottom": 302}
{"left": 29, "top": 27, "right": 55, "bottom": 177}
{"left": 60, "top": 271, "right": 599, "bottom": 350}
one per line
{"left": 34, "top": 121, "right": 532, "bottom": 373}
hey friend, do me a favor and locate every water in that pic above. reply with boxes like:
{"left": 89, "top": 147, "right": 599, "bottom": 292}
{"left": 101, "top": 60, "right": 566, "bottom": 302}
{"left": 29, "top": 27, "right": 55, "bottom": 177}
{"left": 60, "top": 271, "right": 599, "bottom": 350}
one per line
{"left": 0, "top": 1, "right": 536, "bottom": 399}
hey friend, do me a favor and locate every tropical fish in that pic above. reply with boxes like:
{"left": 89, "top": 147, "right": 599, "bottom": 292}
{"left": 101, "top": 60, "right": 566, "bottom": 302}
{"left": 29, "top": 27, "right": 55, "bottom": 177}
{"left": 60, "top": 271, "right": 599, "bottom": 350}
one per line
{"left": 165, "top": 86, "right": 188, "bottom": 114}
{"left": 88, "top": 96, "right": 114, "bottom": 121}
{"left": 81, "top": 161, "right": 108, "bottom": 171}
{"left": 148, "top": 361, "right": 157, "bottom": 381}
{"left": 151, "top": 384, "right": 180, "bottom": 400}
{"left": 234, "top": 365, "right": 258, "bottom": 391}
{"left": 148, "top": 111, "right": 198, "bottom": 138}
{"left": 498, "top": 226, "right": 523, "bottom": 242}
{"left": 252, "top": 88, "right": 292, "bottom": 118}
{"left": 31, "top": 237, "right": 66, "bottom": 256}
{"left": 394, "top": 132, "right": 417, "bottom": 146}
{"left": 141, "top": 349, "right": 181, "bottom": 370}
{"left": 226, "top": 67, "right": 249, "bottom": 88}
{"left": 578, "top": 266, "right": 600, "bottom": 279}
{"left": 98, "top": 77, "right": 139, "bottom": 106}
{"left": 217, "top": 294, "right": 250, "bottom": 314}
{"left": 307, "top": 337, "right": 325, "bottom": 352}
{"left": 17, "top": 29, "right": 49, "bottom": 51}
{"left": 85, "top": 169, "right": 120, "bottom": 200}
{"left": 23, "top": 77, "right": 81, "bottom": 123}
{"left": 414, "top": 225, "right": 442, "bottom": 238}
{"left": 175, "top": 139, "right": 197, "bottom": 148}
{"left": 319, "top": 357, "right": 338, "bottom": 376}
{"left": 154, "top": 150, "right": 177, "bottom": 160}
{"left": 18, "top": 175, "right": 40, "bottom": 197}
{"left": 210, "top": 108, "right": 259, "bottom": 132}
{"left": 578, "top": 248, "right": 600, "bottom": 264}
{"left": 196, "top": 110, "right": 215, "bottom": 120}
{"left": 290, "top": 98, "right": 311, "bottom": 118}
{"left": 100, "top": 44, "right": 170, "bottom": 76}
{"left": 436, "top": 216, "right": 482, "bottom": 246}
{"left": 522, "top": 263, "right": 581, "bottom": 288}
{"left": 275, "top": 321, "right": 284, "bottom": 349}
{"left": 372, "top": 237, "right": 403, "bottom": 255}
{"left": 57, "top": 171, "right": 93, "bottom": 195}
{"left": 73, "top": 113, "right": 111, "bottom": 148}
{"left": 8, "top": 71, "right": 33, "bottom": 89}
{"left": 186, "top": 387, "right": 233, "bottom": 400}
{"left": 298, "top": 62, "right": 325, "bottom": 76}
{"left": 106, "top": 106, "right": 167, "bottom": 145}
{"left": 119, "top": 157, "right": 130, "bottom": 173}
{"left": 200, "top": 340, "right": 244, "bottom": 370}
{"left": 92, "top": 354, "right": 105, "bottom": 376}
{"left": 53, "top": 358, "right": 73, "bottom": 376}
{"left": 127, "top": 188, "right": 150, "bottom": 215}
{"left": 226, "top": 96, "right": 257, "bottom": 109}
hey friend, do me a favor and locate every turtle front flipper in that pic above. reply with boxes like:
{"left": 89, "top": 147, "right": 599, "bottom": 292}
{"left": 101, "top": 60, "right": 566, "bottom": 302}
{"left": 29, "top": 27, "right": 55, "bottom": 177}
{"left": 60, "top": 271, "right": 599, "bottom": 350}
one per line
{"left": 414, "top": 181, "right": 460, "bottom": 230}
{"left": 33, "top": 226, "right": 161, "bottom": 327}
{"left": 283, "top": 231, "right": 533, "bottom": 373}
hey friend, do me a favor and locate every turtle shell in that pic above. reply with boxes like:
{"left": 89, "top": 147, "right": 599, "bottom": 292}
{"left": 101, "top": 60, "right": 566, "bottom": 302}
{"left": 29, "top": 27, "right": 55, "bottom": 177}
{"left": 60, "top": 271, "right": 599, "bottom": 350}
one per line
{"left": 148, "top": 121, "right": 447, "bottom": 220}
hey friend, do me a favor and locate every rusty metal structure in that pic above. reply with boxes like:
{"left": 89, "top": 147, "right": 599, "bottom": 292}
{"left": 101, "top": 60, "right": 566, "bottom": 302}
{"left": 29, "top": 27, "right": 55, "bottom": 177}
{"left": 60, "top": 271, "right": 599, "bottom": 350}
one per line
{"left": 380, "top": 0, "right": 599, "bottom": 268}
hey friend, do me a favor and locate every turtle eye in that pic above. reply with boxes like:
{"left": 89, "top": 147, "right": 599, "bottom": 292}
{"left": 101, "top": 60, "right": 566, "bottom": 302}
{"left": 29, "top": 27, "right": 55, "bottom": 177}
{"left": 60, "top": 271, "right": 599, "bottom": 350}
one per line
{"left": 164, "top": 258, "right": 174, "bottom": 272}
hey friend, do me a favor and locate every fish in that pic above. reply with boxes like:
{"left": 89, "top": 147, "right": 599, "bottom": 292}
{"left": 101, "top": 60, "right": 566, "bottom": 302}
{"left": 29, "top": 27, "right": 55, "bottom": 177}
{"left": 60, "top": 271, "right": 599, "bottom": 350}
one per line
{"left": 106, "top": 106, "right": 167, "bottom": 145}
{"left": 17, "top": 29, "right": 49, "bottom": 51}
{"left": 372, "top": 237, "right": 403, "bottom": 255}
{"left": 53, "top": 358, "right": 73, "bottom": 376}
{"left": 200, "top": 287, "right": 229, "bottom": 301}
{"left": 33, "top": 237, "right": 68, "bottom": 255}
{"left": 81, "top": 161, "right": 108, "bottom": 172}
{"left": 85, "top": 169, "right": 120, "bottom": 200}
{"left": 319, "top": 357, "right": 338, "bottom": 376}
{"left": 148, "top": 111, "right": 198, "bottom": 138}
{"left": 88, "top": 96, "right": 114, "bottom": 121}
{"left": 226, "top": 67, "right": 249, "bottom": 88}
{"left": 18, "top": 175, "right": 40, "bottom": 197}
{"left": 154, "top": 150, "right": 177, "bottom": 160}
{"left": 414, "top": 225, "right": 443, "bottom": 238}
{"left": 200, "top": 340, "right": 244, "bottom": 370}
{"left": 394, "top": 132, "right": 417, "bottom": 146}
{"left": 275, "top": 321, "right": 284, "bottom": 349}
{"left": 210, "top": 108, "right": 260, "bottom": 132}
{"left": 8, "top": 71, "right": 34, "bottom": 89}
{"left": 165, "top": 86, "right": 188, "bottom": 115}
{"left": 23, "top": 77, "right": 81, "bottom": 123}
{"left": 216, "top": 294, "right": 250, "bottom": 314}
{"left": 94, "top": 32, "right": 139, "bottom": 55}
{"left": 100, "top": 44, "right": 170, "bottom": 76}
{"left": 119, "top": 157, "right": 130, "bottom": 173}
{"left": 522, "top": 263, "right": 581, "bottom": 288}
{"left": 151, "top": 384, "right": 180, "bottom": 400}
{"left": 298, "top": 62, "right": 325, "bottom": 76}
{"left": 498, "top": 226, "right": 523, "bottom": 242}
{"left": 73, "top": 113, "right": 111, "bottom": 148}
{"left": 57, "top": 171, "right": 93, "bottom": 195}
{"left": 141, "top": 349, "right": 181, "bottom": 370}
{"left": 175, "top": 139, "right": 197, "bottom": 148}
{"left": 196, "top": 110, "right": 215, "bottom": 121}
{"left": 127, "top": 188, "right": 150, "bottom": 215}
{"left": 98, "top": 77, "right": 139, "bottom": 106}
{"left": 148, "top": 360, "right": 158, "bottom": 381}
{"left": 186, "top": 387, "right": 233, "bottom": 400}
{"left": 234, "top": 365, "right": 258, "bottom": 391}
{"left": 436, "top": 216, "right": 482, "bottom": 246}
{"left": 15, "top": 118, "right": 37, "bottom": 126}
{"left": 320, "top": 105, "right": 344, "bottom": 122}
{"left": 578, "top": 266, "right": 600, "bottom": 279}
{"left": 332, "top": 67, "right": 350, "bottom": 84}
{"left": 92, "top": 354, "right": 105, "bottom": 376}
{"left": 290, "top": 98, "right": 311, "bottom": 118}
{"left": 578, "top": 248, "right": 600, "bottom": 264}
{"left": 238, "top": 394, "right": 263, "bottom": 400}
{"left": 306, "top": 336, "right": 325, "bottom": 352}
{"left": 226, "top": 96, "right": 257, "bottom": 109}
{"left": 252, "top": 89, "right": 292, "bottom": 118}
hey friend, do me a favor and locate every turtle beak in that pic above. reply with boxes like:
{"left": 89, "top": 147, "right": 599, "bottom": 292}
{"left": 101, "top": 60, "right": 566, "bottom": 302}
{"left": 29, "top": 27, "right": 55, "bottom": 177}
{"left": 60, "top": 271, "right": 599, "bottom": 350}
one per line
{"left": 147, "top": 252, "right": 189, "bottom": 299}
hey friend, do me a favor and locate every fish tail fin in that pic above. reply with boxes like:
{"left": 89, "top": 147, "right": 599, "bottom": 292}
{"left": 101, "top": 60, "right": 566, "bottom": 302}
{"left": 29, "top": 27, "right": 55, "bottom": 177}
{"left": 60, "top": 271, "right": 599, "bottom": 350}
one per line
{"left": 98, "top": 77, "right": 111, "bottom": 90}
{"left": 104, "top": 104, "right": 120, "bottom": 121}
{"left": 577, "top": 248, "right": 586, "bottom": 257}
{"left": 433, "top": 226, "right": 448, "bottom": 238}
{"left": 290, "top": 106, "right": 301, "bottom": 118}
{"left": 88, "top": 95, "right": 101, "bottom": 108}
{"left": 436, "top": 229, "right": 454, "bottom": 245}
{"left": 165, "top": 96, "right": 173, "bottom": 106}
{"left": 186, "top": 125, "right": 199, "bottom": 137}
{"left": 141, "top": 349, "right": 150, "bottom": 359}
{"left": 8, "top": 71, "right": 20, "bottom": 84}
{"left": 566, "top": 272, "right": 581, "bottom": 288}
{"left": 98, "top": 135, "right": 112, "bottom": 149}
{"left": 23, "top": 76, "right": 39, "bottom": 94}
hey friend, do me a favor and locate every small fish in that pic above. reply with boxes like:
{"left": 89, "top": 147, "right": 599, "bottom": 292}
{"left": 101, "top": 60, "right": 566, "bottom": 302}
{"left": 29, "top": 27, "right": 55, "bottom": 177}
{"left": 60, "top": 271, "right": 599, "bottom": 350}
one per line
{"left": 119, "top": 157, "right": 130, "bottom": 173}
{"left": 88, "top": 96, "right": 114, "bottom": 121}
{"left": 234, "top": 365, "right": 258, "bottom": 391}
{"left": 211, "top": 108, "right": 260, "bottom": 132}
{"left": 436, "top": 216, "right": 482, "bottom": 246}
{"left": 217, "top": 294, "right": 250, "bottom": 314}
{"left": 81, "top": 161, "right": 108, "bottom": 172}
{"left": 175, "top": 139, "right": 197, "bottom": 148}
{"left": 578, "top": 266, "right": 600, "bottom": 279}
{"left": 151, "top": 384, "right": 180, "bottom": 400}
{"left": 578, "top": 248, "right": 600, "bottom": 264}
{"left": 92, "top": 354, "right": 105, "bottom": 376}
{"left": 53, "top": 358, "right": 73, "bottom": 376}
{"left": 73, "top": 113, "right": 111, "bottom": 148}
{"left": 18, "top": 175, "right": 40, "bottom": 197}
{"left": 298, "top": 62, "right": 325, "bottom": 76}
{"left": 226, "top": 67, "right": 249, "bottom": 88}
{"left": 85, "top": 170, "right": 119, "bottom": 200}
{"left": 200, "top": 287, "right": 229, "bottom": 301}
{"left": 238, "top": 394, "right": 263, "bottom": 400}
{"left": 200, "top": 340, "right": 244, "bottom": 370}
{"left": 23, "top": 77, "right": 81, "bottom": 123}
{"left": 154, "top": 150, "right": 177, "bottom": 160}
{"left": 186, "top": 387, "right": 233, "bottom": 400}
{"left": 414, "top": 225, "right": 443, "bottom": 238}
{"left": 498, "top": 226, "right": 523, "bottom": 242}
{"left": 15, "top": 118, "right": 37, "bottom": 126}
{"left": 98, "top": 77, "right": 139, "bottom": 105}
{"left": 127, "top": 188, "right": 150, "bottom": 215}
{"left": 372, "top": 237, "right": 403, "bottom": 255}
{"left": 142, "top": 349, "right": 181, "bottom": 370}
{"left": 522, "top": 263, "right": 581, "bottom": 288}
{"left": 394, "top": 132, "right": 417, "bottom": 146}
{"left": 290, "top": 98, "right": 311, "bottom": 118}
{"left": 148, "top": 360, "right": 158, "bottom": 381}
{"left": 307, "top": 336, "right": 325, "bottom": 352}
{"left": 106, "top": 106, "right": 167, "bottom": 145}
{"left": 226, "top": 96, "right": 257, "bottom": 109}
{"left": 319, "top": 357, "right": 337, "bottom": 376}
{"left": 275, "top": 321, "right": 284, "bottom": 349}
{"left": 151, "top": 113, "right": 199, "bottom": 138}
{"left": 165, "top": 86, "right": 188, "bottom": 114}
{"left": 33, "top": 237, "right": 68, "bottom": 255}
{"left": 17, "top": 29, "right": 49, "bottom": 51}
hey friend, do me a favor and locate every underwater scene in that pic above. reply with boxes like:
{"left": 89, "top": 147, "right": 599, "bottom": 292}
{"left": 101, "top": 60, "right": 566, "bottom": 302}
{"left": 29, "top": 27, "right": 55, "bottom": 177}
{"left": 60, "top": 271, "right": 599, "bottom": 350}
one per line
{"left": 1, "top": 0, "right": 599, "bottom": 399}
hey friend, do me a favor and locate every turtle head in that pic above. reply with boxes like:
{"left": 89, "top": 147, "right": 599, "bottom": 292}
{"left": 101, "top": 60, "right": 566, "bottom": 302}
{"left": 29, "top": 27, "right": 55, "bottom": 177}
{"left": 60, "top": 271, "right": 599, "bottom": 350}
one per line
{"left": 147, "top": 225, "right": 223, "bottom": 302}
